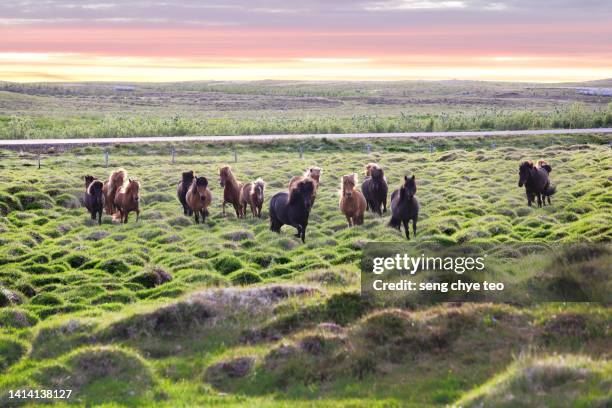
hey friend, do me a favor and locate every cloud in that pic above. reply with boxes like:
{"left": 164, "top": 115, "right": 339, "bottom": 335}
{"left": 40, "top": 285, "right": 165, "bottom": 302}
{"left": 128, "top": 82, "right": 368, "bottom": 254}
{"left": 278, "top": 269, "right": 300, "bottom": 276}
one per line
{"left": 364, "top": 1, "right": 467, "bottom": 11}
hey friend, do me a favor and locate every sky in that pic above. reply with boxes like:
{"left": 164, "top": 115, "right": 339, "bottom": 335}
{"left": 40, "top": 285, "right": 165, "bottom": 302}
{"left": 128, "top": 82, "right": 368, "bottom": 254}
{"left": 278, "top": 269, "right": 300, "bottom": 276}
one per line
{"left": 1, "top": 0, "right": 611, "bottom": 82}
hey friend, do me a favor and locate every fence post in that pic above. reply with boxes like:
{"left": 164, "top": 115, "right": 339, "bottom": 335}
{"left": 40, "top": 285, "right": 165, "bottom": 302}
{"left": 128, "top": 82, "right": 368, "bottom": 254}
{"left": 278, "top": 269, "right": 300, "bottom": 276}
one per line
{"left": 37, "top": 154, "right": 41, "bottom": 169}
{"left": 233, "top": 148, "right": 238, "bottom": 163}
{"left": 366, "top": 144, "right": 371, "bottom": 154}
{"left": 171, "top": 147, "right": 176, "bottom": 164}
{"left": 491, "top": 142, "right": 497, "bottom": 149}
{"left": 429, "top": 144, "right": 434, "bottom": 154}
{"left": 299, "top": 146, "right": 303, "bottom": 159}
{"left": 104, "top": 150, "right": 109, "bottom": 168}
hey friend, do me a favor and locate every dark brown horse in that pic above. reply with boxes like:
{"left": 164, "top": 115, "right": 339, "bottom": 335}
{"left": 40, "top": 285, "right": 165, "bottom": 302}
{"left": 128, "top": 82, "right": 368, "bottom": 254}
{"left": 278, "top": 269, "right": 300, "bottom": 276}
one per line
{"left": 389, "top": 175, "right": 419, "bottom": 240}
{"left": 270, "top": 177, "right": 316, "bottom": 243}
{"left": 84, "top": 175, "right": 104, "bottom": 225}
{"left": 240, "top": 178, "right": 265, "bottom": 218}
{"left": 186, "top": 176, "right": 212, "bottom": 224}
{"left": 219, "top": 166, "right": 243, "bottom": 218}
{"left": 362, "top": 163, "right": 388, "bottom": 215}
{"left": 102, "top": 168, "right": 126, "bottom": 215}
{"left": 113, "top": 178, "right": 140, "bottom": 224}
{"left": 518, "top": 160, "right": 556, "bottom": 207}
{"left": 177, "top": 170, "right": 195, "bottom": 215}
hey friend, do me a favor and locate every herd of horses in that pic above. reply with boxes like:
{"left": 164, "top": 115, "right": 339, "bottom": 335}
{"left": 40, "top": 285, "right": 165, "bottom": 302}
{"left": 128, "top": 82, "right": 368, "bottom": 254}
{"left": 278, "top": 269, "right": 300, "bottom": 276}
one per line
{"left": 82, "top": 159, "right": 555, "bottom": 242}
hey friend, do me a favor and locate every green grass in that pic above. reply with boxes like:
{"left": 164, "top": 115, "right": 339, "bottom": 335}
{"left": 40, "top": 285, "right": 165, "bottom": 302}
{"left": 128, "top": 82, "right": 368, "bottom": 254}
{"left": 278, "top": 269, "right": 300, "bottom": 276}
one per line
{"left": 1, "top": 80, "right": 611, "bottom": 139}
{"left": 0, "top": 135, "right": 610, "bottom": 406}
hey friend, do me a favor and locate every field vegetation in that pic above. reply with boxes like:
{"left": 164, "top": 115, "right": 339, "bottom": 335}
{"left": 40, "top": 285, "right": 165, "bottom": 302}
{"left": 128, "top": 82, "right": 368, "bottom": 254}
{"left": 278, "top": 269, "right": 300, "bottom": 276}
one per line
{"left": 0, "top": 80, "right": 611, "bottom": 139}
{"left": 0, "top": 134, "right": 610, "bottom": 406}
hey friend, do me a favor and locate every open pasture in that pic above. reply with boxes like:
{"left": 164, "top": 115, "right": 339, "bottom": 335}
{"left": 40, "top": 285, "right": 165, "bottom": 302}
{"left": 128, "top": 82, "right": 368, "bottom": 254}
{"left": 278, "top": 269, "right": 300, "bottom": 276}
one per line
{"left": 0, "top": 135, "right": 610, "bottom": 406}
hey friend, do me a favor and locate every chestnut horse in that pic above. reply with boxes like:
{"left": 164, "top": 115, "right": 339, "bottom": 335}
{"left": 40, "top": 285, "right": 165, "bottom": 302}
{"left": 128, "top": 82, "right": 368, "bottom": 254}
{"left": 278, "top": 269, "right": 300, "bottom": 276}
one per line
{"left": 186, "top": 176, "right": 212, "bottom": 224}
{"left": 240, "top": 178, "right": 265, "bottom": 218}
{"left": 84, "top": 175, "right": 104, "bottom": 225}
{"left": 339, "top": 173, "right": 367, "bottom": 227}
{"left": 113, "top": 178, "right": 140, "bottom": 224}
{"left": 102, "top": 168, "right": 127, "bottom": 215}
{"left": 219, "top": 166, "right": 243, "bottom": 218}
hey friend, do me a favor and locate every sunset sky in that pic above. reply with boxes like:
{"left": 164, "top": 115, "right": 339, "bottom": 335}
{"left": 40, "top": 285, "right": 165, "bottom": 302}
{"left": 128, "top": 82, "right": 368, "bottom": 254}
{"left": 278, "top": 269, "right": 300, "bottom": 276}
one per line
{"left": 1, "top": 0, "right": 611, "bottom": 82}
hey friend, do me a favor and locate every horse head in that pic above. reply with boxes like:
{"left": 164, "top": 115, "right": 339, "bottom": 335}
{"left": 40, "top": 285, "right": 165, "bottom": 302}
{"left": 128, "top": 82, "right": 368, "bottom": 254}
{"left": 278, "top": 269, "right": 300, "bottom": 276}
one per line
{"left": 399, "top": 175, "right": 417, "bottom": 200}
{"left": 194, "top": 176, "right": 209, "bottom": 202}
{"left": 518, "top": 161, "right": 534, "bottom": 187}
{"left": 342, "top": 173, "right": 357, "bottom": 198}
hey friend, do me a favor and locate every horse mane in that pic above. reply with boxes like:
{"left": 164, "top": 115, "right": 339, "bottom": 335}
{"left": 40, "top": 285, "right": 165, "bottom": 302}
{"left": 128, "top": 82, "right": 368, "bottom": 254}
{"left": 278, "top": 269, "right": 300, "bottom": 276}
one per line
{"left": 108, "top": 168, "right": 127, "bottom": 191}
{"left": 87, "top": 180, "right": 103, "bottom": 195}
{"left": 120, "top": 179, "right": 139, "bottom": 194}
{"left": 195, "top": 176, "right": 208, "bottom": 187}
{"left": 251, "top": 178, "right": 265, "bottom": 195}
{"left": 537, "top": 160, "right": 552, "bottom": 173}
{"left": 365, "top": 163, "right": 380, "bottom": 177}
{"left": 289, "top": 177, "right": 315, "bottom": 202}
{"left": 182, "top": 170, "right": 195, "bottom": 184}
{"left": 221, "top": 166, "right": 240, "bottom": 187}
{"left": 341, "top": 174, "right": 357, "bottom": 190}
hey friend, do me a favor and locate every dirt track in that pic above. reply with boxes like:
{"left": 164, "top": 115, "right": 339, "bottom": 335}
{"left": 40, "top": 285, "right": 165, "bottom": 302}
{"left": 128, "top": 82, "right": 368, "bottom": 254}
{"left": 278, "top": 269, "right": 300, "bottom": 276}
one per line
{"left": 0, "top": 128, "right": 611, "bottom": 148}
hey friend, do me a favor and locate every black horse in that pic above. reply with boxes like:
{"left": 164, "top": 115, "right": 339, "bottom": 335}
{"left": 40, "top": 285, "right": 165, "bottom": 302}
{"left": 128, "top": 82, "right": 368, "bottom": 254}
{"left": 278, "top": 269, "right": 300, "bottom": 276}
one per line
{"left": 269, "top": 177, "right": 316, "bottom": 243}
{"left": 177, "top": 170, "right": 195, "bottom": 215}
{"left": 84, "top": 175, "right": 104, "bottom": 225}
{"left": 518, "top": 161, "right": 556, "bottom": 207}
{"left": 389, "top": 175, "right": 419, "bottom": 240}
{"left": 362, "top": 164, "right": 388, "bottom": 215}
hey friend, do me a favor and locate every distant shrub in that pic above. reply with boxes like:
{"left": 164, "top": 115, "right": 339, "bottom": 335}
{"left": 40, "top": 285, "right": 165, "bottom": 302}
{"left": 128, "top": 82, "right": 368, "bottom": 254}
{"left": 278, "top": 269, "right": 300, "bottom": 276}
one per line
{"left": 129, "top": 267, "right": 172, "bottom": 289}
{"left": 55, "top": 193, "right": 81, "bottom": 209}
{"left": 0, "top": 309, "right": 38, "bottom": 328}
{"left": 13, "top": 192, "right": 54, "bottom": 210}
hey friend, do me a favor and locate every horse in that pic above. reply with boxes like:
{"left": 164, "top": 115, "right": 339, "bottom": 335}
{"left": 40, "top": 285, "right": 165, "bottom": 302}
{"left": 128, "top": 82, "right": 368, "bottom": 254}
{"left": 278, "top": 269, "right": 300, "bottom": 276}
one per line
{"left": 339, "top": 173, "right": 367, "bottom": 227}
{"left": 102, "top": 168, "right": 127, "bottom": 215}
{"left": 389, "top": 175, "right": 419, "bottom": 240}
{"left": 219, "top": 166, "right": 243, "bottom": 218}
{"left": 113, "top": 178, "right": 140, "bottom": 224}
{"left": 240, "top": 178, "right": 265, "bottom": 218}
{"left": 269, "top": 177, "right": 316, "bottom": 243}
{"left": 177, "top": 170, "right": 195, "bottom": 215}
{"left": 362, "top": 163, "right": 388, "bottom": 215}
{"left": 84, "top": 175, "right": 104, "bottom": 225}
{"left": 288, "top": 167, "right": 321, "bottom": 205}
{"left": 186, "top": 176, "right": 212, "bottom": 224}
{"left": 518, "top": 160, "right": 556, "bottom": 207}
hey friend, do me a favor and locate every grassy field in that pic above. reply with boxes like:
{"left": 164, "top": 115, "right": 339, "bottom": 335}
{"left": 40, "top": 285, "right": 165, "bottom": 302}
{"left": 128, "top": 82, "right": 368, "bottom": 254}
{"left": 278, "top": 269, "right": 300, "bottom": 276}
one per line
{"left": 0, "top": 80, "right": 611, "bottom": 139}
{"left": 0, "top": 134, "right": 611, "bottom": 406}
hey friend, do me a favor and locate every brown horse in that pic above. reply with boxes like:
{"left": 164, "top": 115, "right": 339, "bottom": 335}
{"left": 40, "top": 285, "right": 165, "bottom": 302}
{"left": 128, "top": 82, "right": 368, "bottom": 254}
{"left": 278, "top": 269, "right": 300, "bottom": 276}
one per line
{"left": 288, "top": 167, "right": 321, "bottom": 204}
{"left": 219, "top": 166, "right": 243, "bottom": 218}
{"left": 113, "top": 178, "right": 140, "bottom": 224}
{"left": 339, "top": 173, "right": 367, "bottom": 227}
{"left": 240, "top": 178, "right": 265, "bottom": 218}
{"left": 102, "top": 168, "right": 127, "bottom": 215}
{"left": 186, "top": 176, "right": 212, "bottom": 224}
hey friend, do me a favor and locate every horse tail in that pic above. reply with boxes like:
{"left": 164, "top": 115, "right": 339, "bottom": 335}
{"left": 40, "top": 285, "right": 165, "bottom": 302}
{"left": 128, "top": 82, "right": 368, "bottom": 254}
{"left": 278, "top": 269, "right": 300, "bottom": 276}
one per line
{"left": 389, "top": 215, "right": 401, "bottom": 229}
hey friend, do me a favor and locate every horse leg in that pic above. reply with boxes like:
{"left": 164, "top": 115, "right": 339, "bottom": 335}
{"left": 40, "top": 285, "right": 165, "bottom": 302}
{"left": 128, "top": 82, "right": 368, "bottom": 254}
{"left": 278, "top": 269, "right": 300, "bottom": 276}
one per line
{"left": 124, "top": 211, "right": 129, "bottom": 224}
{"left": 412, "top": 219, "right": 417, "bottom": 238}
{"left": 536, "top": 193, "right": 542, "bottom": 208}
{"left": 301, "top": 224, "right": 307, "bottom": 243}
{"left": 194, "top": 211, "right": 199, "bottom": 224}
{"left": 383, "top": 197, "right": 387, "bottom": 213}
{"left": 403, "top": 219, "right": 410, "bottom": 240}
{"left": 233, "top": 203, "right": 241, "bottom": 218}
{"left": 97, "top": 210, "right": 102, "bottom": 225}
{"left": 222, "top": 201, "right": 226, "bottom": 217}
{"left": 200, "top": 209, "right": 206, "bottom": 223}
{"left": 136, "top": 209, "right": 140, "bottom": 222}
{"left": 346, "top": 215, "right": 352, "bottom": 227}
